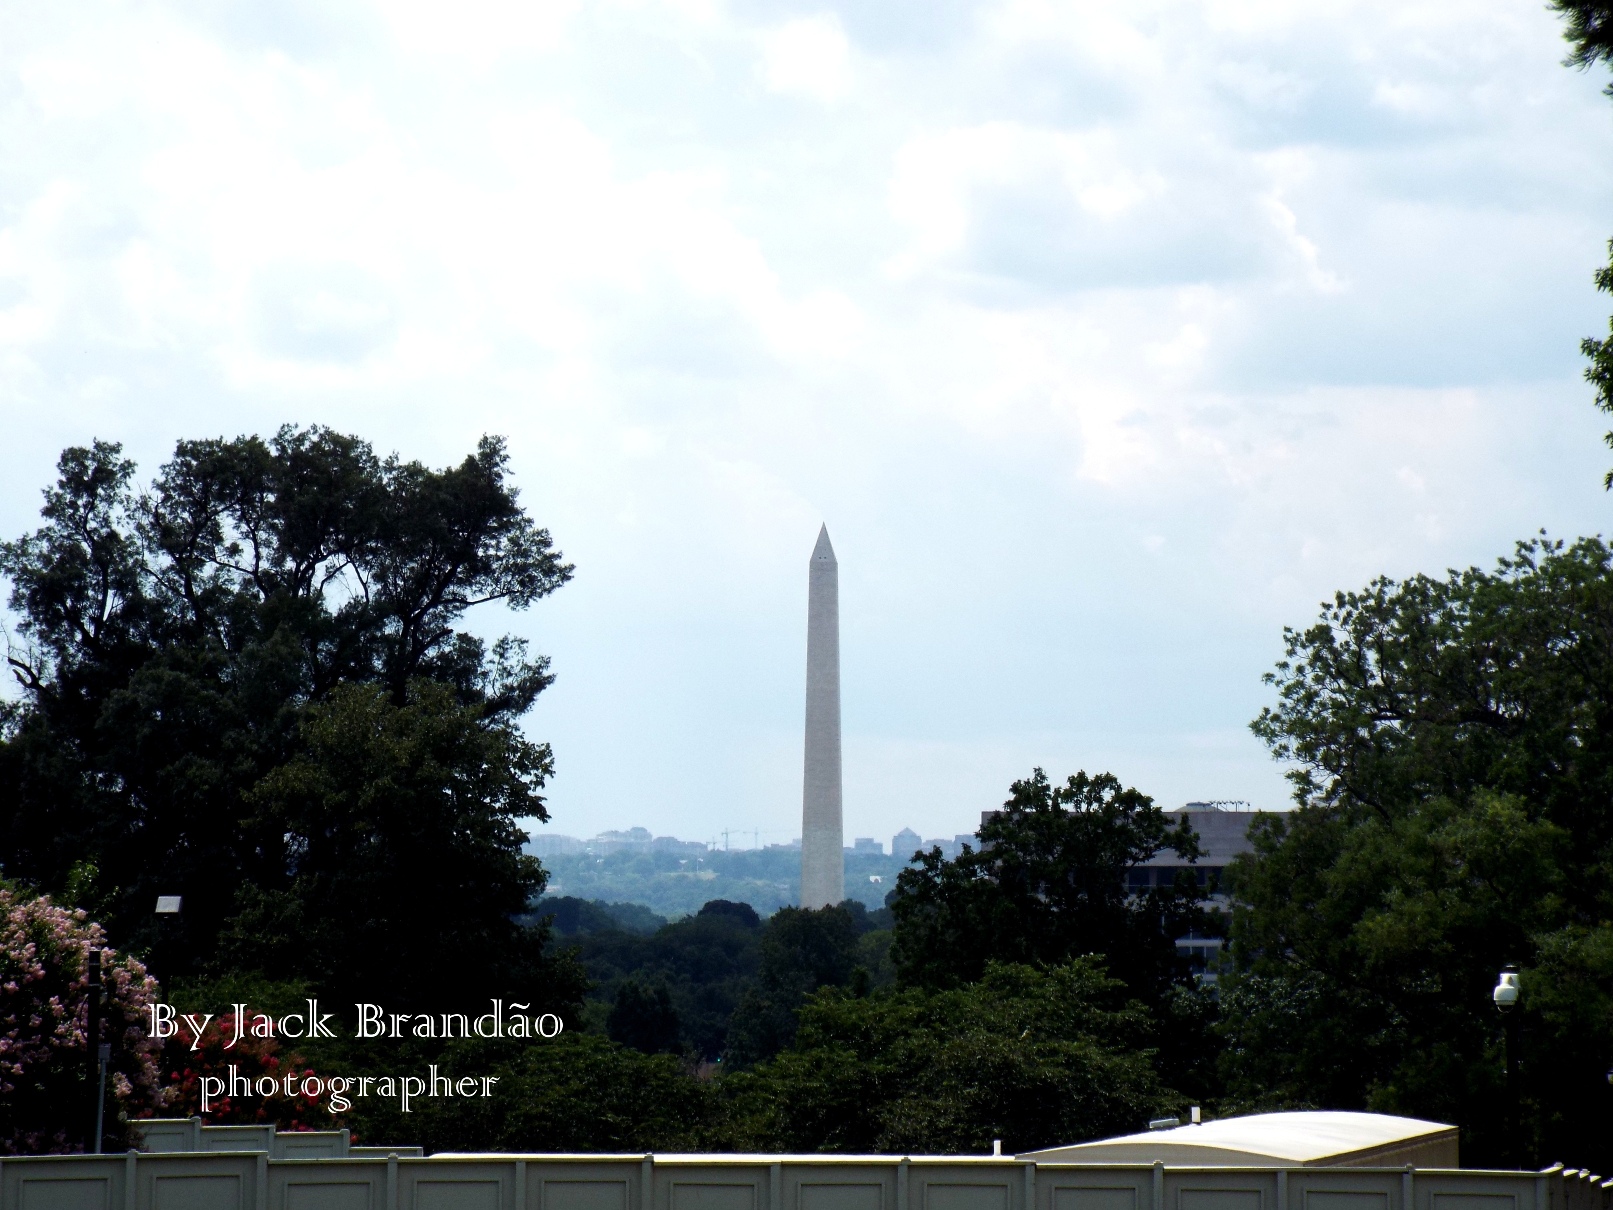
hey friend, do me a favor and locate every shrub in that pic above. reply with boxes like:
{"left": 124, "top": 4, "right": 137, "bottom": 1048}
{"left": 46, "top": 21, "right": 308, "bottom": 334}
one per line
{"left": 0, "top": 886, "right": 168, "bottom": 1154}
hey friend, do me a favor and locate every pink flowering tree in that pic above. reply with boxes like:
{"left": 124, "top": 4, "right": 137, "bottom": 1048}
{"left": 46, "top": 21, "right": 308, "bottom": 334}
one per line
{"left": 0, "top": 885, "right": 170, "bottom": 1155}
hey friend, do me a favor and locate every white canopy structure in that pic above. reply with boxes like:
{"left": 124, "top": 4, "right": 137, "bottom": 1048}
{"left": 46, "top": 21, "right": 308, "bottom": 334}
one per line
{"left": 1019, "top": 1111, "right": 1460, "bottom": 1168}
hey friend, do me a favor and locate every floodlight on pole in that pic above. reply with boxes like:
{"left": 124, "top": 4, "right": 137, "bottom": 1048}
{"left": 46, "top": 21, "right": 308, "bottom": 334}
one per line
{"left": 1493, "top": 965, "right": 1522, "bottom": 1167}
{"left": 1492, "top": 968, "right": 1520, "bottom": 1011}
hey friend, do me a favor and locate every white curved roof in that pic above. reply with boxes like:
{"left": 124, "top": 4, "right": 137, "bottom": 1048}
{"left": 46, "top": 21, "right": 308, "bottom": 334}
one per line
{"left": 1019, "top": 1111, "right": 1459, "bottom": 1168}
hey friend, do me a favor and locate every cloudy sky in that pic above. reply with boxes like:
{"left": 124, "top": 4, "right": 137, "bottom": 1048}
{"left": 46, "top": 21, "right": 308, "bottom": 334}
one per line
{"left": 3, "top": 0, "right": 1612, "bottom": 851}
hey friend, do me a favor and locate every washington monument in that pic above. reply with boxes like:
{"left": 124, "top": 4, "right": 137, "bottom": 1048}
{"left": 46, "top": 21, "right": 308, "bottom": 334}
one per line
{"left": 800, "top": 524, "right": 844, "bottom": 909}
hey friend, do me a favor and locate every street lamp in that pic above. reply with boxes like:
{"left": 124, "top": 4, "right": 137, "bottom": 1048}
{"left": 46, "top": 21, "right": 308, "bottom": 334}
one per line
{"left": 152, "top": 895, "right": 181, "bottom": 993}
{"left": 1492, "top": 966, "right": 1521, "bottom": 1167}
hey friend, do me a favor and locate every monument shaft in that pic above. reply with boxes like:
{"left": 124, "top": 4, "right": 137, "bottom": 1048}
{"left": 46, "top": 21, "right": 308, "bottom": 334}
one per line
{"left": 800, "top": 525, "right": 844, "bottom": 909}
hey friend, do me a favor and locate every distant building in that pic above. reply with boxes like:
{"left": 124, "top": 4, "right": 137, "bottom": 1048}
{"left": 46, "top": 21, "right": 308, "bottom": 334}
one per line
{"left": 923, "top": 837, "right": 958, "bottom": 858}
{"left": 591, "top": 827, "right": 654, "bottom": 854}
{"left": 527, "top": 833, "right": 585, "bottom": 858}
{"left": 851, "top": 837, "right": 883, "bottom": 854}
{"left": 652, "top": 835, "right": 710, "bottom": 856}
{"left": 1128, "top": 803, "right": 1261, "bottom": 977}
{"left": 534, "top": 828, "right": 710, "bottom": 857}
{"left": 976, "top": 800, "right": 1264, "bottom": 978}
{"left": 954, "top": 833, "right": 976, "bottom": 852}
{"left": 891, "top": 827, "right": 922, "bottom": 860}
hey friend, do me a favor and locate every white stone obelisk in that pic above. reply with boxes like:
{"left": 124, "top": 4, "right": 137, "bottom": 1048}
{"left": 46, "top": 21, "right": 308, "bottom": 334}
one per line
{"left": 800, "top": 525, "right": 844, "bottom": 909}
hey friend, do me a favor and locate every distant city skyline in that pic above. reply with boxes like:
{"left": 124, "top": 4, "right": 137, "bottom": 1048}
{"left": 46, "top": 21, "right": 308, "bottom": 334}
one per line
{"left": 523, "top": 806, "right": 1231, "bottom": 860}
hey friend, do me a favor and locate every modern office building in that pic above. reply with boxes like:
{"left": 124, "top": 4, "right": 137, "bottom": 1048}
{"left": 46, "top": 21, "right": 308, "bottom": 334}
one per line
{"left": 1126, "top": 801, "right": 1262, "bottom": 973}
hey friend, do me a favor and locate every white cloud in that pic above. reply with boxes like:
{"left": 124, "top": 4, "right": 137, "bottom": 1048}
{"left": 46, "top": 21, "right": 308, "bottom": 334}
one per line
{"left": 759, "top": 15, "right": 853, "bottom": 103}
{"left": 0, "top": 0, "right": 1610, "bottom": 842}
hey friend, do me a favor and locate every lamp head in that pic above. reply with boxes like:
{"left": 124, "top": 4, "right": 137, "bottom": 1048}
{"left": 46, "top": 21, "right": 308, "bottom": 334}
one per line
{"left": 1493, "top": 967, "right": 1520, "bottom": 1012}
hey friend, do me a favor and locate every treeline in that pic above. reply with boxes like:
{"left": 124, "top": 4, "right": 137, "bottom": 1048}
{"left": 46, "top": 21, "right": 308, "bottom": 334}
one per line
{"left": 6, "top": 429, "right": 1613, "bottom": 1170}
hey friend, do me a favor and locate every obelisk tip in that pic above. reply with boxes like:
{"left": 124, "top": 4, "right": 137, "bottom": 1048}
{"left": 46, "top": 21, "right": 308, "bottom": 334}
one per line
{"left": 812, "top": 524, "right": 836, "bottom": 563}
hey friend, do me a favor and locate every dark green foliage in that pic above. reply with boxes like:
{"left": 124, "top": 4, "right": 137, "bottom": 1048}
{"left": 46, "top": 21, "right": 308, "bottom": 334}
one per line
{"left": 699, "top": 900, "right": 762, "bottom": 928}
{"left": 533, "top": 897, "right": 667, "bottom": 937}
{"left": 1579, "top": 241, "right": 1613, "bottom": 484}
{"left": 572, "top": 901, "right": 764, "bottom": 1059}
{"left": 1553, "top": 2, "right": 1613, "bottom": 481}
{"left": 1251, "top": 537, "right": 1613, "bottom": 850}
{"left": 0, "top": 429, "right": 576, "bottom": 1007}
{"left": 721, "top": 960, "right": 1172, "bottom": 1154}
{"left": 1553, "top": 2, "right": 1613, "bottom": 82}
{"left": 890, "top": 769, "right": 1206, "bottom": 1002}
{"left": 725, "top": 904, "right": 864, "bottom": 1065}
{"left": 216, "top": 680, "right": 568, "bottom": 1009}
{"left": 1232, "top": 538, "right": 1613, "bottom": 1168}
{"left": 608, "top": 981, "right": 682, "bottom": 1054}
{"left": 351, "top": 1034, "right": 715, "bottom": 1153}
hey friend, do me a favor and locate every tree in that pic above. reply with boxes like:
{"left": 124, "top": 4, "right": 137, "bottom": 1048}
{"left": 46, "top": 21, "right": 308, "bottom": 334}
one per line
{"left": 0, "top": 886, "right": 168, "bottom": 1154}
{"left": 349, "top": 1033, "right": 714, "bottom": 1154}
{"left": 1231, "top": 537, "right": 1613, "bottom": 1168}
{"left": 1552, "top": 2, "right": 1613, "bottom": 481}
{"left": 720, "top": 960, "right": 1172, "bottom": 1154}
{"left": 607, "top": 981, "right": 682, "bottom": 1055}
{"left": 0, "top": 429, "right": 574, "bottom": 1004}
{"left": 889, "top": 769, "right": 1206, "bottom": 1002}
{"left": 573, "top": 899, "right": 764, "bottom": 1060}
{"left": 215, "top": 680, "right": 568, "bottom": 1008}
{"left": 724, "top": 904, "right": 864, "bottom": 1065}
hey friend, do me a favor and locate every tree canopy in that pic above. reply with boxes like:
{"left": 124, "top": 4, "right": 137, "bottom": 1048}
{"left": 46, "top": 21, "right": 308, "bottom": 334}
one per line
{"left": 890, "top": 768, "right": 1205, "bottom": 1000}
{"left": 722, "top": 960, "right": 1172, "bottom": 1155}
{"left": 724, "top": 903, "right": 870, "bottom": 1065}
{"left": 1227, "top": 537, "right": 1613, "bottom": 1168}
{"left": 0, "top": 429, "right": 577, "bottom": 1008}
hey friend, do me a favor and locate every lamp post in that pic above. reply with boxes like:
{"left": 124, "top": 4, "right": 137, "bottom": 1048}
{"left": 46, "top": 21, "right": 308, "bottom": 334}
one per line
{"left": 1492, "top": 966, "right": 1521, "bottom": 1167}
{"left": 85, "top": 947, "right": 105, "bottom": 1153}
{"left": 152, "top": 895, "right": 182, "bottom": 994}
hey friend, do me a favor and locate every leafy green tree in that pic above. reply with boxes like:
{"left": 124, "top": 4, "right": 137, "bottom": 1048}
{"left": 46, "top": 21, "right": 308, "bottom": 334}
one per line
{"left": 215, "top": 680, "right": 569, "bottom": 1008}
{"left": 532, "top": 897, "right": 668, "bottom": 937}
{"left": 1554, "top": 2, "right": 1613, "bottom": 481}
{"left": 0, "top": 429, "right": 575, "bottom": 1005}
{"left": 890, "top": 769, "right": 1206, "bottom": 1001}
{"left": 573, "top": 900, "right": 763, "bottom": 1059}
{"left": 1231, "top": 537, "right": 1613, "bottom": 1168}
{"left": 351, "top": 1033, "right": 715, "bottom": 1153}
{"left": 608, "top": 980, "right": 682, "bottom": 1055}
{"left": 720, "top": 960, "right": 1172, "bottom": 1154}
{"left": 724, "top": 904, "right": 864, "bottom": 1065}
